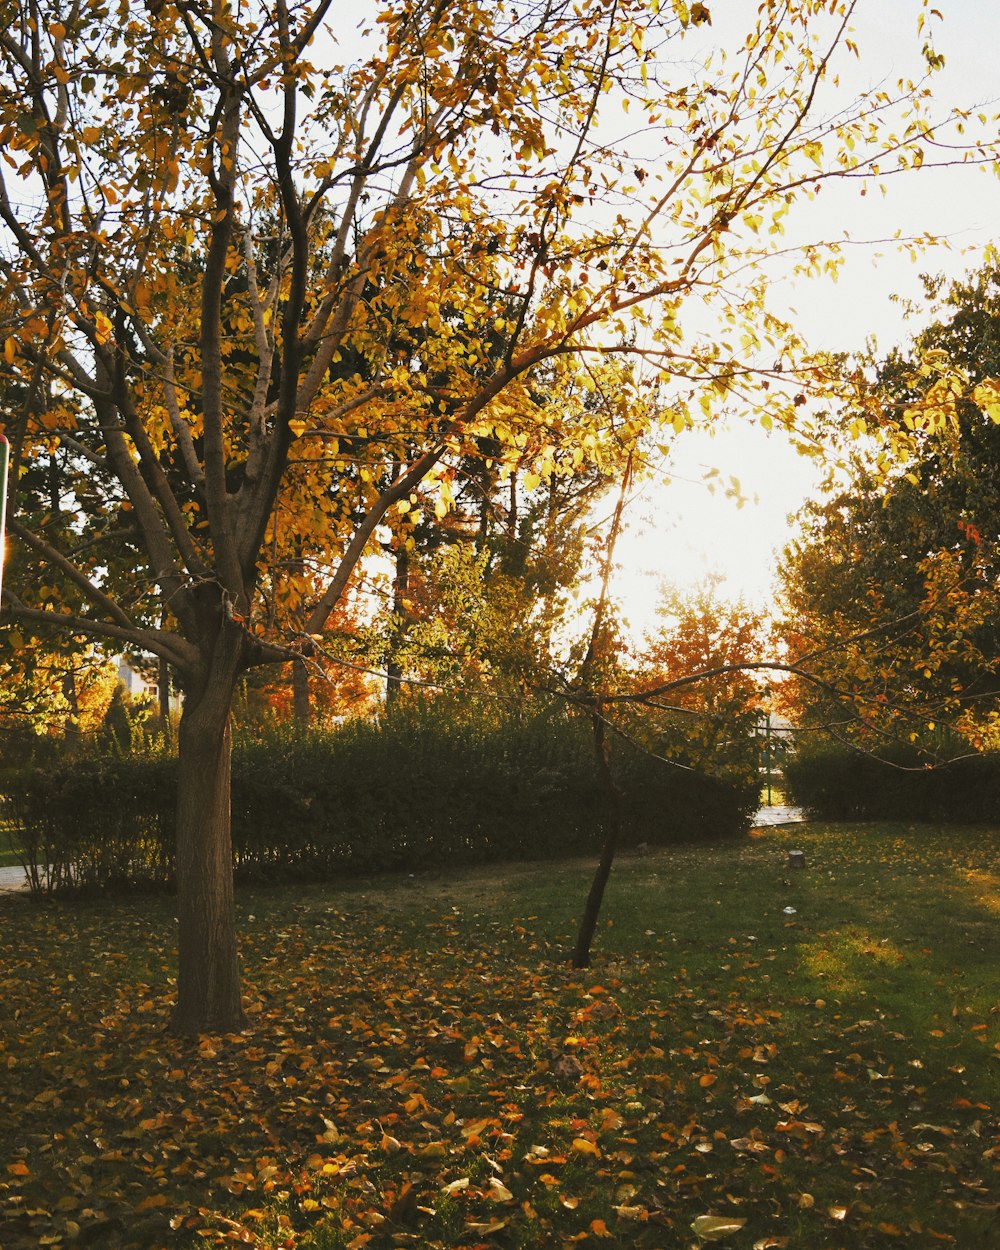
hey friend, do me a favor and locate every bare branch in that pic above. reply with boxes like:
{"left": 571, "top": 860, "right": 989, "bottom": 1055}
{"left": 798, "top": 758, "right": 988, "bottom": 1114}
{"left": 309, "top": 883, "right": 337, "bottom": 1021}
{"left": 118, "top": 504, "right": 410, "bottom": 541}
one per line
{"left": 163, "top": 348, "right": 207, "bottom": 492}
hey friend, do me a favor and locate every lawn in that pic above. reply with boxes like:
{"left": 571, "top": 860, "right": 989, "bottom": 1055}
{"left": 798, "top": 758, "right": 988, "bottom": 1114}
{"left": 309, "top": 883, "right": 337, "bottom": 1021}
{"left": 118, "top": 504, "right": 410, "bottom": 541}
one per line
{"left": 0, "top": 822, "right": 996, "bottom": 1250}
{"left": 0, "top": 821, "right": 23, "bottom": 868}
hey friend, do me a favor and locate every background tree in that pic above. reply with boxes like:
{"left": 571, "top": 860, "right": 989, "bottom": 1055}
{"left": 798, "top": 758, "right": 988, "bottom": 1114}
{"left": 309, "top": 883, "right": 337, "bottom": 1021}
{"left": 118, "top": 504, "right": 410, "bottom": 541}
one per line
{"left": 629, "top": 578, "right": 768, "bottom": 780}
{"left": 371, "top": 379, "right": 632, "bottom": 713}
{"left": 0, "top": 0, "right": 986, "bottom": 1031}
{"left": 779, "top": 262, "right": 1000, "bottom": 752}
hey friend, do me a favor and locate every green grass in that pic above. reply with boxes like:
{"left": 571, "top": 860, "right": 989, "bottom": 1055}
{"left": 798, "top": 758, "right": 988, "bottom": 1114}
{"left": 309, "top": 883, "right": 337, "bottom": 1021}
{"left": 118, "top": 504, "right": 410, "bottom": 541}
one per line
{"left": 0, "top": 819, "right": 23, "bottom": 867}
{"left": 0, "top": 822, "right": 997, "bottom": 1249}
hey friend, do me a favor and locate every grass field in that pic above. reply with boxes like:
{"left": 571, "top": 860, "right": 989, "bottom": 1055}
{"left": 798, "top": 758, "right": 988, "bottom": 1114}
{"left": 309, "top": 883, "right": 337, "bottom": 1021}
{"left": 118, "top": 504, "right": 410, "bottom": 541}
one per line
{"left": 0, "top": 821, "right": 997, "bottom": 1249}
{"left": 0, "top": 820, "right": 23, "bottom": 868}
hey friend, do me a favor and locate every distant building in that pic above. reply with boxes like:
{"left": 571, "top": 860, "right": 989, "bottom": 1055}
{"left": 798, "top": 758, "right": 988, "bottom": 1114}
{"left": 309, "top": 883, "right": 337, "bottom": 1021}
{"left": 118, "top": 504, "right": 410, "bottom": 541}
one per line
{"left": 116, "top": 656, "right": 181, "bottom": 714}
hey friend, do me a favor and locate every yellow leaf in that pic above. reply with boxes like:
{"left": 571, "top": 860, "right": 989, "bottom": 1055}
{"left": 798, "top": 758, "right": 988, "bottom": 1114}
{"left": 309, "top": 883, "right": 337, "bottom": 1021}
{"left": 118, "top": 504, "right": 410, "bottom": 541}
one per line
{"left": 288, "top": 419, "right": 307, "bottom": 438}
{"left": 600, "top": 1107, "right": 624, "bottom": 1131}
{"left": 460, "top": 1117, "right": 491, "bottom": 1138}
{"left": 571, "top": 1137, "right": 601, "bottom": 1157}
{"left": 692, "top": 1215, "right": 747, "bottom": 1241}
{"left": 522, "top": 470, "right": 541, "bottom": 492}
{"left": 972, "top": 379, "right": 1000, "bottom": 423}
{"left": 803, "top": 140, "right": 823, "bottom": 167}
{"left": 3, "top": 337, "right": 16, "bottom": 364}
{"left": 94, "top": 311, "right": 112, "bottom": 345}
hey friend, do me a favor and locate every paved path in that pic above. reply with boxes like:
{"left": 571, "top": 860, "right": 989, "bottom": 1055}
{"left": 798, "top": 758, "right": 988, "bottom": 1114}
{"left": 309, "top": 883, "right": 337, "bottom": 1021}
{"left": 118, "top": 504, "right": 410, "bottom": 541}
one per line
{"left": 0, "top": 864, "right": 30, "bottom": 894}
{"left": 752, "top": 804, "right": 807, "bottom": 826}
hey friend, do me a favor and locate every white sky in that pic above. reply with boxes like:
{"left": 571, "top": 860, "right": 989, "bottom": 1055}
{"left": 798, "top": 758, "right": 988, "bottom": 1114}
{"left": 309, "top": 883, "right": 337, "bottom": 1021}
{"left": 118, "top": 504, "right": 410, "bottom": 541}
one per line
{"left": 612, "top": 0, "right": 1000, "bottom": 639}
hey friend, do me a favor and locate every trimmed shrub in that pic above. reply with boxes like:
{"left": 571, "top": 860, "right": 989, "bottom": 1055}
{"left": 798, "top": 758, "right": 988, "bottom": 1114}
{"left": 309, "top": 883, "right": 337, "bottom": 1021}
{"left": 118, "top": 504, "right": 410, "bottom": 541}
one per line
{"left": 1, "top": 705, "right": 758, "bottom": 892}
{"left": 784, "top": 742, "right": 1000, "bottom": 823}
{"left": 1, "top": 748, "right": 175, "bottom": 893}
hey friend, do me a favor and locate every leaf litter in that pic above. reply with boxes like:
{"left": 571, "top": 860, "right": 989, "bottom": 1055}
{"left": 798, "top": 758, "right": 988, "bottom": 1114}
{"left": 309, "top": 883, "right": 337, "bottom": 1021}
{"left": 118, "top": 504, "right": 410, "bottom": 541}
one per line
{"left": 0, "top": 824, "right": 997, "bottom": 1248}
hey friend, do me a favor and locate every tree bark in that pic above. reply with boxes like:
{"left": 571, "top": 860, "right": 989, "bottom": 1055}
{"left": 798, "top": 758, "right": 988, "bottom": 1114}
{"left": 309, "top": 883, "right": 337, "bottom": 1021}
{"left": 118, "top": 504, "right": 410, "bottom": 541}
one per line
{"left": 572, "top": 454, "right": 632, "bottom": 968}
{"left": 158, "top": 653, "right": 172, "bottom": 739}
{"left": 171, "top": 623, "right": 245, "bottom": 1034}
{"left": 386, "top": 541, "right": 410, "bottom": 713}
{"left": 292, "top": 654, "right": 310, "bottom": 728}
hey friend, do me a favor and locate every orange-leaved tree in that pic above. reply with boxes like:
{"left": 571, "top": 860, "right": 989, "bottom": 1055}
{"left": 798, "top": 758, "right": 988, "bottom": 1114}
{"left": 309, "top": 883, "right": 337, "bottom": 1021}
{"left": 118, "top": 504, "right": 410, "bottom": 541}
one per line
{"left": 0, "top": 0, "right": 988, "bottom": 1031}
{"left": 631, "top": 579, "right": 768, "bottom": 780}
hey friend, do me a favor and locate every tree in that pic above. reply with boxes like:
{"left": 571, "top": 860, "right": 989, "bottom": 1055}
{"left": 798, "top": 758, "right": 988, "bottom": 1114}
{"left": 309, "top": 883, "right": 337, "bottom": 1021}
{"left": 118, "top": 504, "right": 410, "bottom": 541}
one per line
{"left": 568, "top": 560, "right": 770, "bottom": 967}
{"left": 631, "top": 578, "right": 768, "bottom": 780}
{"left": 779, "top": 262, "right": 1000, "bottom": 751}
{"left": 0, "top": 0, "right": 986, "bottom": 1030}
{"left": 371, "top": 394, "right": 629, "bottom": 712}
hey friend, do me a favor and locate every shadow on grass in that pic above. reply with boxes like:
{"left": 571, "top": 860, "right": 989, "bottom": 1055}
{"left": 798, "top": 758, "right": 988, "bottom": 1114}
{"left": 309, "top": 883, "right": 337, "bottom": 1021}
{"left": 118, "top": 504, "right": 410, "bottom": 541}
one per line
{"left": 0, "top": 821, "right": 996, "bottom": 1250}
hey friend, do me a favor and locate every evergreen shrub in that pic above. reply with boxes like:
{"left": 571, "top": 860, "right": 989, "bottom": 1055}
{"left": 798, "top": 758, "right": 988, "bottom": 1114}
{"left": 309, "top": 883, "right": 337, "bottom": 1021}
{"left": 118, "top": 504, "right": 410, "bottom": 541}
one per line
{"left": 1, "top": 703, "right": 758, "bottom": 892}
{"left": 784, "top": 742, "right": 1000, "bottom": 822}
{"left": 1, "top": 747, "right": 175, "bottom": 893}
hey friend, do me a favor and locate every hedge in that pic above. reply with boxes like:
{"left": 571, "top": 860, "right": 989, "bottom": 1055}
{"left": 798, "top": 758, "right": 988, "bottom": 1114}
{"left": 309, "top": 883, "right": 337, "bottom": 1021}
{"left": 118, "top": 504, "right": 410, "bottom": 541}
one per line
{"left": 784, "top": 741, "right": 1000, "bottom": 823}
{"left": 1, "top": 706, "right": 759, "bottom": 893}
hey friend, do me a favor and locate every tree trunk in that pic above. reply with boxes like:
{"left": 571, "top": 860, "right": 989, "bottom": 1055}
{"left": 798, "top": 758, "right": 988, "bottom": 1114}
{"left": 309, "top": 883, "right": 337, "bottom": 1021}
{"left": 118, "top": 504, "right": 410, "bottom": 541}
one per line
{"left": 158, "top": 654, "right": 172, "bottom": 740}
{"left": 386, "top": 542, "right": 410, "bottom": 713}
{"left": 573, "top": 711, "right": 622, "bottom": 969}
{"left": 572, "top": 456, "right": 632, "bottom": 968}
{"left": 171, "top": 630, "right": 245, "bottom": 1035}
{"left": 292, "top": 654, "right": 310, "bottom": 728}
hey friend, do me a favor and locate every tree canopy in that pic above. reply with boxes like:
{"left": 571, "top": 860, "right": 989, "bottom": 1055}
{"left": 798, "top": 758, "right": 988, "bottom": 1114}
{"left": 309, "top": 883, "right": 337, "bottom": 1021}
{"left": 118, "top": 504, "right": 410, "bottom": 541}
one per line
{"left": 0, "top": 0, "right": 993, "bottom": 1031}
{"left": 779, "top": 262, "right": 1000, "bottom": 753}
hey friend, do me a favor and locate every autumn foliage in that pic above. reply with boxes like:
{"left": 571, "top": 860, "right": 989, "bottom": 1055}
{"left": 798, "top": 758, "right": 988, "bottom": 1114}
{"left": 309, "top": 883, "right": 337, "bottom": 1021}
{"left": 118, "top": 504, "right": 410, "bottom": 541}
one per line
{"left": 1, "top": 0, "right": 996, "bottom": 1031}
